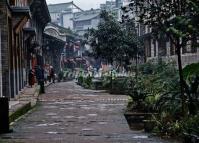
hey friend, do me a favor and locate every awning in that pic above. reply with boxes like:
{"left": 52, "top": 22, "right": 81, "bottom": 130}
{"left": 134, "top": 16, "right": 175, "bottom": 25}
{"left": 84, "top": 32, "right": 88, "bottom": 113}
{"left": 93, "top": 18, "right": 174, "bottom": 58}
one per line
{"left": 11, "top": 6, "right": 30, "bottom": 34}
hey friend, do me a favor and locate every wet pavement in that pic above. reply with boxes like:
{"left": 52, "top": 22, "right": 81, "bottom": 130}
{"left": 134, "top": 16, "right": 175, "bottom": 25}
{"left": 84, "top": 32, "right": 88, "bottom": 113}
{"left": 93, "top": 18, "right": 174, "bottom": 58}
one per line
{"left": 0, "top": 81, "right": 178, "bottom": 143}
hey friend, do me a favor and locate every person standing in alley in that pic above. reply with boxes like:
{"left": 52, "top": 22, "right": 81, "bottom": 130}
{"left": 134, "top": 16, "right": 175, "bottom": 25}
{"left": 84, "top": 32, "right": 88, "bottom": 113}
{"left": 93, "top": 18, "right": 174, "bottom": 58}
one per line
{"left": 28, "top": 69, "right": 34, "bottom": 87}
{"left": 35, "top": 65, "right": 45, "bottom": 94}
{"left": 50, "top": 66, "right": 55, "bottom": 83}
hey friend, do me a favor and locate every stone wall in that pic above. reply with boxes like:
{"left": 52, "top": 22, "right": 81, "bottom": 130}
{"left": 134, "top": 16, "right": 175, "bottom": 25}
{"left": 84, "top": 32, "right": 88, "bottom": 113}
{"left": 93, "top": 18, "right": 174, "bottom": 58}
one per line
{"left": 147, "top": 53, "right": 199, "bottom": 68}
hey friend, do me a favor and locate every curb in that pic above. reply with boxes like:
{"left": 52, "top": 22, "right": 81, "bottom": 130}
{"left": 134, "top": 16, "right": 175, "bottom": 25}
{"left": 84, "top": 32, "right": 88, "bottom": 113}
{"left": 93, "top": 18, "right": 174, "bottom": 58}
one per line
{"left": 9, "top": 82, "right": 53, "bottom": 124}
{"left": 9, "top": 102, "right": 31, "bottom": 123}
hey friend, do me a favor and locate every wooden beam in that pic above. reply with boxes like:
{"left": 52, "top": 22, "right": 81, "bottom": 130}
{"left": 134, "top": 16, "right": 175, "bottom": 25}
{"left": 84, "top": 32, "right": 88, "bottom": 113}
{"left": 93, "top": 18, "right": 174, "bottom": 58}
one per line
{"left": 15, "top": 16, "right": 29, "bottom": 34}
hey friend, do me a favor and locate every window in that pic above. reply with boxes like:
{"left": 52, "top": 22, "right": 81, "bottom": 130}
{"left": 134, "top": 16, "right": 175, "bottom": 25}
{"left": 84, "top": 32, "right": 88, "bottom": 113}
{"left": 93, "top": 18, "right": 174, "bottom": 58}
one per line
{"left": 15, "top": 0, "right": 27, "bottom": 7}
{"left": 153, "top": 40, "right": 156, "bottom": 57}
{"left": 182, "top": 39, "right": 197, "bottom": 54}
{"left": 158, "top": 38, "right": 167, "bottom": 56}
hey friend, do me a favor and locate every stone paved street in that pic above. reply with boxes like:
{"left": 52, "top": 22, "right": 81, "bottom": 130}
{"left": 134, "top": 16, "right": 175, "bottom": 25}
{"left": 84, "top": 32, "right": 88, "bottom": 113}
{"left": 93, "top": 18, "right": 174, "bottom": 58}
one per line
{"left": 0, "top": 81, "right": 178, "bottom": 143}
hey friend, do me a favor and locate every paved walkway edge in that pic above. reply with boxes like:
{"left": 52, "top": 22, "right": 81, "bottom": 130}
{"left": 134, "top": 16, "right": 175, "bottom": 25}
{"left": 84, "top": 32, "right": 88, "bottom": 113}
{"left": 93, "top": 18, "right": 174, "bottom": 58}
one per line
{"left": 9, "top": 102, "right": 32, "bottom": 123}
{"left": 9, "top": 83, "right": 53, "bottom": 124}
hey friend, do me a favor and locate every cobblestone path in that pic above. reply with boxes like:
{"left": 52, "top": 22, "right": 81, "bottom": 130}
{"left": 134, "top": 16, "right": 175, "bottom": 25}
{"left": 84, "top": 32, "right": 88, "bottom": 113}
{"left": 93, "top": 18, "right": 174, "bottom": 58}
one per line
{"left": 0, "top": 81, "right": 178, "bottom": 143}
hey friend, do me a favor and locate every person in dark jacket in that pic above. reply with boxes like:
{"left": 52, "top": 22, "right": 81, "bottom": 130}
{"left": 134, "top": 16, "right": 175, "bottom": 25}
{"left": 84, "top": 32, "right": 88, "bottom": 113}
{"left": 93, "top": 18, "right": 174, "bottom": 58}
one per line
{"left": 35, "top": 65, "right": 45, "bottom": 93}
{"left": 50, "top": 66, "right": 55, "bottom": 83}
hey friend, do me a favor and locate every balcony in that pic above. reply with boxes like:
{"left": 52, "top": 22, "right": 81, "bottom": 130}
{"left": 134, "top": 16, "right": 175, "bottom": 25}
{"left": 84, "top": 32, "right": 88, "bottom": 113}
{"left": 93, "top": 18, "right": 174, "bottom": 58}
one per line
{"left": 11, "top": 6, "right": 30, "bottom": 17}
{"left": 9, "top": 5, "right": 30, "bottom": 34}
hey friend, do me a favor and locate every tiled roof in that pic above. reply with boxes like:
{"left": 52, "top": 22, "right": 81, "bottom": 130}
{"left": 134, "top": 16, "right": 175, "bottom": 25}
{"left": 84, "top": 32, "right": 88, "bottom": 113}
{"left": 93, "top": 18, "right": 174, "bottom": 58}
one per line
{"left": 73, "top": 13, "right": 99, "bottom": 21}
{"left": 48, "top": 2, "right": 73, "bottom": 13}
{"left": 73, "top": 9, "right": 101, "bottom": 21}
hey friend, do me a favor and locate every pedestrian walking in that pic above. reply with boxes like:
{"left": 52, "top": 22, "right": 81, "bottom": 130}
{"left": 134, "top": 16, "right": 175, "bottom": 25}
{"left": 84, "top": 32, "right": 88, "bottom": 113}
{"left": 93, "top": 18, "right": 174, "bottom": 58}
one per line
{"left": 28, "top": 69, "right": 34, "bottom": 87}
{"left": 44, "top": 68, "right": 48, "bottom": 84}
{"left": 50, "top": 66, "right": 55, "bottom": 83}
{"left": 35, "top": 65, "right": 45, "bottom": 94}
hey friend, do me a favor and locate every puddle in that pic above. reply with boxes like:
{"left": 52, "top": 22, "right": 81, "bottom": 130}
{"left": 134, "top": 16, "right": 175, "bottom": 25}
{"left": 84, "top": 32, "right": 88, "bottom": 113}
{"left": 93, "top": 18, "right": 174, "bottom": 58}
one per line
{"left": 82, "top": 128, "right": 94, "bottom": 131}
{"left": 49, "top": 123, "right": 60, "bottom": 126}
{"left": 80, "top": 105, "right": 88, "bottom": 107}
{"left": 44, "top": 106, "right": 57, "bottom": 109}
{"left": 81, "top": 107, "right": 91, "bottom": 110}
{"left": 98, "top": 122, "right": 108, "bottom": 125}
{"left": 64, "top": 116, "right": 75, "bottom": 119}
{"left": 46, "top": 131, "right": 58, "bottom": 134}
{"left": 67, "top": 107, "right": 76, "bottom": 110}
{"left": 26, "top": 126, "right": 34, "bottom": 129}
{"left": 52, "top": 91, "right": 59, "bottom": 93}
{"left": 77, "top": 116, "right": 87, "bottom": 119}
{"left": 88, "top": 114, "right": 97, "bottom": 117}
{"left": 46, "top": 113, "right": 57, "bottom": 116}
{"left": 83, "top": 134, "right": 100, "bottom": 137}
{"left": 132, "top": 135, "right": 148, "bottom": 139}
{"left": 51, "top": 116, "right": 60, "bottom": 119}
{"left": 36, "top": 124, "right": 48, "bottom": 127}
{"left": 67, "top": 120, "right": 76, "bottom": 123}
{"left": 55, "top": 102, "right": 74, "bottom": 105}
{"left": 82, "top": 94, "right": 99, "bottom": 97}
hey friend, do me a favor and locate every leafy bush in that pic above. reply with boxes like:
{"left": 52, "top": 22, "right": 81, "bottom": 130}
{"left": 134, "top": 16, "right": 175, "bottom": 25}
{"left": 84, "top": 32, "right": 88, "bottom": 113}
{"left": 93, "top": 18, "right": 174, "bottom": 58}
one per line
{"left": 182, "top": 114, "right": 199, "bottom": 136}
{"left": 83, "top": 75, "right": 93, "bottom": 88}
{"left": 111, "top": 77, "right": 129, "bottom": 94}
{"left": 77, "top": 75, "right": 84, "bottom": 85}
{"left": 152, "top": 112, "right": 182, "bottom": 137}
{"left": 128, "top": 60, "right": 179, "bottom": 113}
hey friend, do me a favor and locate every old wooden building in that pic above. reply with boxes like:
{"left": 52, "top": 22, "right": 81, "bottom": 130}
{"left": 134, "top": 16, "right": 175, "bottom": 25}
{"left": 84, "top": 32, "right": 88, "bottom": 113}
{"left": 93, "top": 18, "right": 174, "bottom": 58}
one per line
{"left": 43, "top": 23, "right": 76, "bottom": 73}
{"left": 0, "top": 0, "right": 50, "bottom": 98}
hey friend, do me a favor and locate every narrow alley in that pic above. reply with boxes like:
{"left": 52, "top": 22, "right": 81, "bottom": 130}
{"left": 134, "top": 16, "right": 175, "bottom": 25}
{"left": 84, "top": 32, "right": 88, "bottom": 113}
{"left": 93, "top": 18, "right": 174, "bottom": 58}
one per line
{"left": 0, "top": 81, "right": 177, "bottom": 143}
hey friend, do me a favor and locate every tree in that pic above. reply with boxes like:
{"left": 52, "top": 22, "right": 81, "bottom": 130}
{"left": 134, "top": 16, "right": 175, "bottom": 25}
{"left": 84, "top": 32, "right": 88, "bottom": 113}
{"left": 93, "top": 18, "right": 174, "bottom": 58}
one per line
{"left": 87, "top": 10, "right": 143, "bottom": 69}
{"left": 122, "top": 0, "right": 199, "bottom": 115}
{"left": 121, "top": 19, "right": 144, "bottom": 80}
{"left": 88, "top": 10, "right": 124, "bottom": 65}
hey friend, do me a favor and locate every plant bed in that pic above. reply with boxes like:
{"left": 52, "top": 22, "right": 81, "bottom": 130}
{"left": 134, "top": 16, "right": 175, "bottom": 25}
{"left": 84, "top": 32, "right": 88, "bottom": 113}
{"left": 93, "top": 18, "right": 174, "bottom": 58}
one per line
{"left": 183, "top": 133, "right": 199, "bottom": 143}
{"left": 109, "top": 77, "right": 128, "bottom": 94}
{"left": 143, "top": 120, "right": 156, "bottom": 132}
{"left": 109, "top": 89, "right": 127, "bottom": 95}
{"left": 92, "top": 79, "right": 103, "bottom": 90}
{"left": 124, "top": 112, "right": 156, "bottom": 130}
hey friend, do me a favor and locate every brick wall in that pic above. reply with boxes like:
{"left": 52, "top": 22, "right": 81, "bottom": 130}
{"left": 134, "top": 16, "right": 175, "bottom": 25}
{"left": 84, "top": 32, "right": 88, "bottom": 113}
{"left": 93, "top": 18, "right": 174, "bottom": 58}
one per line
{"left": 0, "top": 0, "right": 11, "bottom": 98}
{"left": 0, "top": 28, "right": 2, "bottom": 97}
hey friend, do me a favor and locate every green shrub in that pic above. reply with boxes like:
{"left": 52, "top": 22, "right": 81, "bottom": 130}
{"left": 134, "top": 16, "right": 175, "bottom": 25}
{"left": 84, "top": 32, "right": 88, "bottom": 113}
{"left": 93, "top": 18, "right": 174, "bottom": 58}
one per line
{"left": 83, "top": 75, "right": 93, "bottom": 88}
{"left": 182, "top": 114, "right": 199, "bottom": 136}
{"left": 77, "top": 75, "right": 84, "bottom": 85}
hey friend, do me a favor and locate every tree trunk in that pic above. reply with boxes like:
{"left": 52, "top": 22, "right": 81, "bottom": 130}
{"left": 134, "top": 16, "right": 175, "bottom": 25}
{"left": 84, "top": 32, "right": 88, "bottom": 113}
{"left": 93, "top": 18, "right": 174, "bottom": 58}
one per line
{"left": 135, "top": 53, "right": 138, "bottom": 83}
{"left": 176, "top": 39, "right": 186, "bottom": 116}
{"left": 110, "top": 60, "right": 113, "bottom": 91}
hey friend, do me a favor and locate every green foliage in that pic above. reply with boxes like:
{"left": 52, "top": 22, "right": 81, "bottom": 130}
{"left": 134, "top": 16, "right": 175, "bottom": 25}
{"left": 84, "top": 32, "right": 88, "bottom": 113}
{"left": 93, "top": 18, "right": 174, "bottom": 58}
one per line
{"left": 182, "top": 114, "right": 199, "bottom": 136}
{"left": 152, "top": 113, "right": 182, "bottom": 137}
{"left": 132, "top": 61, "right": 199, "bottom": 137}
{"left": 122, "top": 0, "right": 199, "bottom": 116}
{"left": 87, "top": 11, "right": 123, "bottom": 63}
{"left": 183, "top": 63, "right": 199, "bottom": 79}
{"left": 111, "top": 77, "right": 129, "bottom": 94}
{"left": 83, "top": 75, "right": 93, "bottom": 88}
{"left": 123, "top": 0, "right": 199, "bottom": 40}
{"left": 77, "top": 75, "right": 84, "bottom": 85}
{"left": 128, "top": 60, "right": 179, "bottom": 112}
{"left": 101, "top": 75, "right": 112, "bottom": 89}
{"left": 86, "top": 10, "right": 142, "bottom": 65}
{"left": 58, "top": 71, "right": 64, "bottom": 81}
